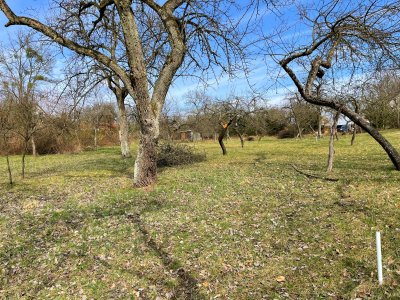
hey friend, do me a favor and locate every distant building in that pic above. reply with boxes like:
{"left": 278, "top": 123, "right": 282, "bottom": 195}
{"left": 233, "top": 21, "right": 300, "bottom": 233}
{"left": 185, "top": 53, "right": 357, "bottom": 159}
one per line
{"left": 179, "top": 130, "right": 202, "bottom": 141}
{"left": 336, "top": 124, "right": 350, "bottom": 132}
{"left": 180, "top": 130, "right": 193, "bottom": 141}
{"left": 336, "top": 124, "right": 349, "bottom": 133}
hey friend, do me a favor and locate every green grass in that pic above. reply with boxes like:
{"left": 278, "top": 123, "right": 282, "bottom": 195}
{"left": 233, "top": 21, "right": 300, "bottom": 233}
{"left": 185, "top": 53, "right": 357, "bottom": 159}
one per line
{"left": 1, "top": 131, "right": 400, "bottom": 299}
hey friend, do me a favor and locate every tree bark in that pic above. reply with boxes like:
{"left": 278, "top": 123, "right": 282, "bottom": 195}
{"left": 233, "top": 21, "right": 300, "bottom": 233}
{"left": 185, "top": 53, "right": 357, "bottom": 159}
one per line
{"left": 133, "top": 117, "right": 158, "bottom": 187}
{"left": 327, "top": 110, "right": 340, "bottom": 172}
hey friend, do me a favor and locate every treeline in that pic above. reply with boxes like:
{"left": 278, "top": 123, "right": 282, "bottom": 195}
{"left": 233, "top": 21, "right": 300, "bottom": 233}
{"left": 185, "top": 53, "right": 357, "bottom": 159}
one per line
{"left": 159, "top": 97, "right": 320, "bottom": 140}
{"left": 0, "top": 33, "right": 124, "bottom": 157}
{"left": 1, "top": 32, "right": 399, "bottom": 159}
{"left": 0, "top": 101, "right": 120, "bottom": 156}
{"left": 159, "top": 73, "right": 400, "bottom": 142}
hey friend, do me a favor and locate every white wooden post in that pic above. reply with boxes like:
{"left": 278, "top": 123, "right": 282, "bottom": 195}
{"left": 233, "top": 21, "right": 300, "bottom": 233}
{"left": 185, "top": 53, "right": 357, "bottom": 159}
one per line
{"left": 376, "top": 231, "right": 383, "bottom": 285}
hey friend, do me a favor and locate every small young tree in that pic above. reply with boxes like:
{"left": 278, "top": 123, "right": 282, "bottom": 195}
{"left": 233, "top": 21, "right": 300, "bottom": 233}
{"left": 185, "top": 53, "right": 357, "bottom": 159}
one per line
{"left": 0, "top": 32, "right": 53, "bottom": 178}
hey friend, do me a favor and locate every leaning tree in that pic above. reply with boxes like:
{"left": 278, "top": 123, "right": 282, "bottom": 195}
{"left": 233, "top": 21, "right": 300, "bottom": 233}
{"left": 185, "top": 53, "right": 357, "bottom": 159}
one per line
{"left": 0, "top": 0, "right": 253, "bottom": 187}
{"left": 278, "top": 0, "right": 400, "bottom": 170}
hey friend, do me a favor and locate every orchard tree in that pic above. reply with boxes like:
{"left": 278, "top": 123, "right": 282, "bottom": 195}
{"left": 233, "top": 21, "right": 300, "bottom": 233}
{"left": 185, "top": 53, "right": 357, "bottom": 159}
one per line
{"left": 278, "top": 0, "right": 400, "bottom": 170}
{"left": 0, "top": 0, "right": 252, "bottom": 187}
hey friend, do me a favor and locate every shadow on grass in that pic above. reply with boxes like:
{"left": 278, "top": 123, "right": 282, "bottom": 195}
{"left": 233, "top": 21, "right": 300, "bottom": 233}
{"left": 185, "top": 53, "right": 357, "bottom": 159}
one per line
{"left": 128, "top": 212, "right": 203, "bottom": 299}
{"left": 0, "top": 196, "right": 204, "bottom": 299}
{"left": 28, "top": 155, "right": 134, "bottom": 179}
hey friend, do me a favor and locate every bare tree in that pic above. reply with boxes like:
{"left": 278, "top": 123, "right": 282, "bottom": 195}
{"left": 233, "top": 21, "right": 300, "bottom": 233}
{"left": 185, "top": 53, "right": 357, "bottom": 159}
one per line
{"left": 0, "top": 32, "right": 53, "bottom": 178}
{"left": 278, "top": 0, "right": 400, "bottom": 170}
{"left": 62, "top": 8, "right": 133, "bottom": 158}
{"left": 286, "top": 93, "right": 319, "bottom": 139}
{"left": 0, "top": 0, "right": 251, "bottom": 186}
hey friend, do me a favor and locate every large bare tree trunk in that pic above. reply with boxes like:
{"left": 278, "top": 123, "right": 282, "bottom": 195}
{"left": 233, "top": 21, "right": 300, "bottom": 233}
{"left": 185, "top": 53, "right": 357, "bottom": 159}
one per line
{"left": 133, "top": 117, "right": 158, "bottom": 187}
{"left": 327, "top": 111, "right": 340, "bottom": 172}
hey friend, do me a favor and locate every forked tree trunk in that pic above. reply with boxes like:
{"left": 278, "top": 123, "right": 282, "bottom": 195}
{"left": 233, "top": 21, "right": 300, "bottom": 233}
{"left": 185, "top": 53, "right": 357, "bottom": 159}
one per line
{"left": 218, "top": 128, "right": 228, "bottom": 155}
{"left": 218, "top": 119, "right": 233, "bottom": 155}
{"left": 327, "top": 111, "right": 340, "bottom": 172}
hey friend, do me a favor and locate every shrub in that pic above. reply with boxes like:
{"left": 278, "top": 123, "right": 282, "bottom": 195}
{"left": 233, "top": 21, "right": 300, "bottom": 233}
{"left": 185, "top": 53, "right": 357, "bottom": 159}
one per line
{"left": 277, "top": 126, "right": 297, "bottom": 139}
{"left": 157, "top": 142, "right": 206, "bottom": 167}
{"left": 246, "top": 136, "right": 256, "bottom": 141}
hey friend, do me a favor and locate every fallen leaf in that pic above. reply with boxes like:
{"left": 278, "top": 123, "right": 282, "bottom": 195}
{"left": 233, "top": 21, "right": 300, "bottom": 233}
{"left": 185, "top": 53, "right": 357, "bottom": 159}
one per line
{"left": 276, "top": 276, "right": 285, "bottom": 282}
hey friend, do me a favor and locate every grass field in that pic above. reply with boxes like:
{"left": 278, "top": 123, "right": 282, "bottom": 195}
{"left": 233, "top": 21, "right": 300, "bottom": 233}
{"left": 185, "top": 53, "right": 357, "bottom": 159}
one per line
{"left": 1, "top": 131, "right": 400, "bottom": 299}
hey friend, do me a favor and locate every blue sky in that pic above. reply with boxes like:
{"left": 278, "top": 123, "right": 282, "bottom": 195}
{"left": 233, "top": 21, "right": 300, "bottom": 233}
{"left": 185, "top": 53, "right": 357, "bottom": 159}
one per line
{"left": 0, "top": 0, "right": 305, "bottom": 110}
